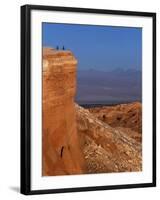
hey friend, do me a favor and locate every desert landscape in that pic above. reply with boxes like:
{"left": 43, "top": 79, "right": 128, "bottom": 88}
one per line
{"left": 42, "top": 47, "right": 142, "bottom": 176}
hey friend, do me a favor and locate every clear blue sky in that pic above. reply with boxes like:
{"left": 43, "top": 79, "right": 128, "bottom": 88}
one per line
{"left": 42, "top": 23, "right": 142, "bottom": 71}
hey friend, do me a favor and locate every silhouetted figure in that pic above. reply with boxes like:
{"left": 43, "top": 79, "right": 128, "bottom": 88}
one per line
{"left": 62, "top": 45, "right": 65, "bottom": 50}
{"left": 56, "top": 46, "right": 59, "bottom": 50}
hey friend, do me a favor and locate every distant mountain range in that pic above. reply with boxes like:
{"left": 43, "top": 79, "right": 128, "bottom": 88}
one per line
{"left": 75, "top": 68, "right": 142, "bottom": 105}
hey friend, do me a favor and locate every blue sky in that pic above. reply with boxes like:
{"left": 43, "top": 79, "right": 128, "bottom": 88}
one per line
{"left": 42, "top": 23, "right": 142, "bottom": 71}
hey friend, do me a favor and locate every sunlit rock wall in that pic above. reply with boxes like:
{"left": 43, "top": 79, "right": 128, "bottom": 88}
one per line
{"left": 42, "top": 48, "right": 85, "bottom": 176}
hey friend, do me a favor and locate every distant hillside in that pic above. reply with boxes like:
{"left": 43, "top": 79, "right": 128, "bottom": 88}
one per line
{"left": 87, "top": 102, "right": 142, "bottom": 142}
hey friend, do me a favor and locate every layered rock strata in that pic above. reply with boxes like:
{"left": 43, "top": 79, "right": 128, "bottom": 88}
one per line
{"left": 42, "top": 48, "right": 85, "bottom": 176}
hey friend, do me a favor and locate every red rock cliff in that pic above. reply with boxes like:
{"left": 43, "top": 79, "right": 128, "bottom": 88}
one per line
{"left": 42, "top": 48, "right": 85, "bottom": 176}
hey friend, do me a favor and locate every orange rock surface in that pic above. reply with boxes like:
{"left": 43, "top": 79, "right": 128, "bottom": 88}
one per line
{"left": 42, "top": 48, "right": 85, "bottom": 176}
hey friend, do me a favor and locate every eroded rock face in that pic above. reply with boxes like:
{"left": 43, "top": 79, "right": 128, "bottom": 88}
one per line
{"left": 87, "top": 102, "right": 142, "bottom": 143}
{"left": 88, "top": 102, "right": 142, "bottom": 134}
{"left": 42, "top": 48, "right": 85, "bottom": 176}
{"left": 76, "top": 104, "right": 142, "bottom": 173}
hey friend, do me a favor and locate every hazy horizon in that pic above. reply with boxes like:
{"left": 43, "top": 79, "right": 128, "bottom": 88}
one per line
{"left": 42, "top": 23, "right": 142, "bottom": 105}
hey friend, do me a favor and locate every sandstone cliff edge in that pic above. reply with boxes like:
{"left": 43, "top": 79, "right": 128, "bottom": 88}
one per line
{"left": 42, "top": 48, "right": 85, "bottom": 176}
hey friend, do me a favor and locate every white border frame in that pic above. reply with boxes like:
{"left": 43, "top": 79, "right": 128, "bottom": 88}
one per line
{"left": 30, "top": 9, "right": 153, "bottom": 190}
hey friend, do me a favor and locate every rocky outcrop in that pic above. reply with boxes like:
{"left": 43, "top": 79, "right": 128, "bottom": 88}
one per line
{"left": 76, "top": 104, "right": 142, "bottom": 173}
{"left": 88, "top": 102, "right": 142, "bottom": 142}
{"left": 42, "top": 48, "right": 85, "bottom": 176}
